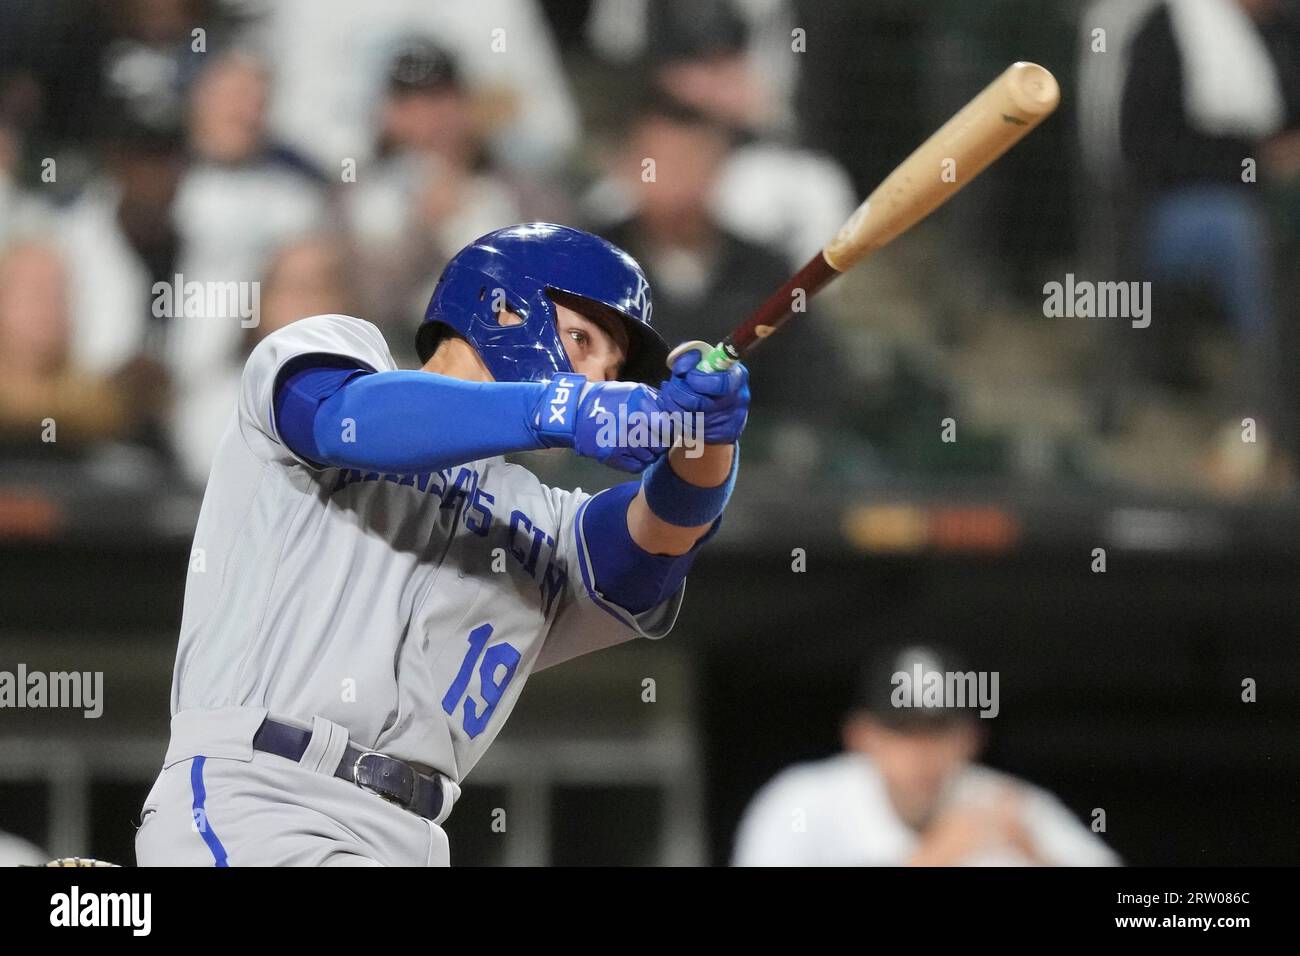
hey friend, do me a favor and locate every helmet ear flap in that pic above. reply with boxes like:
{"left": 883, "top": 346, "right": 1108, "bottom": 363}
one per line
{"left": 417, "top": 315, "right": 479, "bottom": 363}
{"left": 415, "top": 320, "right": 447, "bottom": 362}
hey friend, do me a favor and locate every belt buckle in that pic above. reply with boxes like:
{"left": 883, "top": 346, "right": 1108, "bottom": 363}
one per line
{"left": 352, "top": 751, "right": 410, "bottom": 808}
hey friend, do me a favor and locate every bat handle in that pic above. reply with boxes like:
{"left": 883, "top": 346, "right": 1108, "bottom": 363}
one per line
{"left": 667, "top": 338, "right": 741, "bottom": 374}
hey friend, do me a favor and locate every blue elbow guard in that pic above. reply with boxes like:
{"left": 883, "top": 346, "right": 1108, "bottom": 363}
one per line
{"left": 581, "top": 482, "right": 715, "bottom": 615}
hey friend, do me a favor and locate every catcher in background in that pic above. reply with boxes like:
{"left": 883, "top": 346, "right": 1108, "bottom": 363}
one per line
{"left": 732, "top": 645, "right": 1121, "bottom": 866}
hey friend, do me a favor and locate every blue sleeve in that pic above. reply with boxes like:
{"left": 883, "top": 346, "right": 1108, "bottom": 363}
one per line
{"left": 273, "top": 357, "right": 369, "bottom": 466}
{"left": 579, "top": 481, "right": 720, "bottom": 616}
{"left": 271, "top": 356, "right": 549, "bottom": 472}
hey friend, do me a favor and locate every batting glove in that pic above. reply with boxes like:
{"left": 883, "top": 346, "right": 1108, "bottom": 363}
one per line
{"left": 657, "top": 344, "right": 750, "bottom": 446}
{"left": 533, "top": 373, "right": 672, "bottom": 473}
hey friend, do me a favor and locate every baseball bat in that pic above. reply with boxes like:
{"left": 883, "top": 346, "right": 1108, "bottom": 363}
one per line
{"left": 681, "top": 61, "right": 1061, "bottom": 373}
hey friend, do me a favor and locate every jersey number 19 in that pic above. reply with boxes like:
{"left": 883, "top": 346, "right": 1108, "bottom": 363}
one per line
{"left": 441, "top": 623, "right": 521, "bottom": 738}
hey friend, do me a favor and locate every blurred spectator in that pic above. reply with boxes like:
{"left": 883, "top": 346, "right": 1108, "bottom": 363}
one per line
{"left": 4, "top": 0, "right": 243, "bottom": 189}
{"left": 1, "top": 1, "right": 116, "bottom": 174}
{"left": 586, "top": 0, "right": 800, "bottom": 133}
{"left": 1260, "top": 1, "right": 1300, "bottom": 477}
{"left": 595, "top": 0, "right": 855, "bottom": 267}
{"left": 1077, "top": 0, "right": 1162, "bottom": 271}
{"left": 342, "top": 39, "right": 525, "bottom": 334}
{"left": 54, "top": 103, "right": 192, "bottom": 460}
{"left": 1116, "top": 0, "right": 1294, "bottom": 485}
{"left": 59, "top": 106, "right": 188, "bottom": 380}
{"left": 0, "top": 240, "right": 162, "bottom": 453}
{"left": 0, "top": 100, "right": 54, "bottom": 247}
{"left": 99, "top": 0, "right": 208, "bottom": 127}
{"left": 171, "top": 235, "right": 357, "bottom": 484}
{"left": 644, "top": 0, "right": 774, "bottom": 130}
{"left": 255, "top": 237, "right": 358, "bottom": 335}
{"left": 260, "top": 0, "right": 581, "bottom": 175}
{"left": 169, "top": 48, "right": 327, "bottom": 380}
{"left": 733, "top": 645, "right": 1121, "bottom": 866}
{"left": 595, "top": 94, "right": 852, "bottom": 462}
{"left": 791, "top": 0, "right": 928, "bottom": 200}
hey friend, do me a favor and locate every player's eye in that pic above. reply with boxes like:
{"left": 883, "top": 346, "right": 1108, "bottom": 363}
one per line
{"left": 567, "top": 328, "right": 589, "bottom": 348}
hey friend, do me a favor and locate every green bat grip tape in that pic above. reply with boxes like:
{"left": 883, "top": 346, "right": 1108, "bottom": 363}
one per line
{"left": 696, "top": 343, "right": 737, "bottom": 372}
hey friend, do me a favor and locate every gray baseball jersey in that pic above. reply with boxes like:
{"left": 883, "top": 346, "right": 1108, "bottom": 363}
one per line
{"left": 171, "top": 313, "right": 683, "bottom": 785}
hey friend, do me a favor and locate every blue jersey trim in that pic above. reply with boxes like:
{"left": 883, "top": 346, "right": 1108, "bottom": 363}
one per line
{"left": 573, "top": 493, "right": 636, "bottom": 629}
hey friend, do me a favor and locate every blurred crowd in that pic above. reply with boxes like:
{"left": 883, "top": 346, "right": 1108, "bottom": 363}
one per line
{"left": 2, "top": 0, "right": 1300, "bottom": 497}
{"left": 0, "top": 0, "right": 864, "bottom": 486}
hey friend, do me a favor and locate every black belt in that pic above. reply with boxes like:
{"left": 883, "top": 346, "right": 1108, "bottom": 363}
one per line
{"left": 251, "top": 718, "right": 445, "bottom": 822}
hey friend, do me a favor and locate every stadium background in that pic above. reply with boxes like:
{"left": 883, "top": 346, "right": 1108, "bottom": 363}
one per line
{"left": 1, "top": 0, "right": 1298, "bottom": 865}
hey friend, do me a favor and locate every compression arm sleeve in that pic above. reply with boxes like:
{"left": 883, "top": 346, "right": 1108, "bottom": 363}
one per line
{"left": 273, "top": 359, "right": 553, "bottom": 472}
{"left": 275, "top": 361, "right": 721, "bottom": 615}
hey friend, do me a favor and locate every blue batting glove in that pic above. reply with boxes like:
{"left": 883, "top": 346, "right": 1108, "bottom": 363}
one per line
{"left": 657, "top": 347, "right": 750, "bottom": 446}
{"left": 533, "top": 374, "right": 673, "bottom": 473}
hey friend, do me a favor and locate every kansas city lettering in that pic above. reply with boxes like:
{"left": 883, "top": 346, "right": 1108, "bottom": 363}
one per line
{"left": 331, "top": 465, "right": 566, "bottom": 613}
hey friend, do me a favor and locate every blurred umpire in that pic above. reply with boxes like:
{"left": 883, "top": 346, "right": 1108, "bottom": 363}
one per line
{"left": 732, "top": 645, "right": 1120, "bottom": 866}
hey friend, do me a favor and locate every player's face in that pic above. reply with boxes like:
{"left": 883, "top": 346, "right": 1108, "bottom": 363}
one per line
{"left": 846, "top": 716, "right": 981, "bottom": 829}
{"left": 552, "top": 302, "right": 628, "bottom": 382}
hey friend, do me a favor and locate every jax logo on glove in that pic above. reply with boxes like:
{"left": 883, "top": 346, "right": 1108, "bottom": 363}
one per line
{"left": 533, "top": 375, "right": 704, "bottom": 472}
{"left": 547, "top": 375, "right": 581, "bottom": 427}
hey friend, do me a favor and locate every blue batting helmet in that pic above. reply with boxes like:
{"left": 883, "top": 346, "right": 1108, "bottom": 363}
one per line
{"left": 418, "top": 222, "right": 669, "bottom": 385}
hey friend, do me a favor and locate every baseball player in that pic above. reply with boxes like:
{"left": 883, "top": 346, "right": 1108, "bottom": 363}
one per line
{"left": 135, "top": 222, "right": 748, "bottom": 866}
{"left": 732, "top": 645, "right": 1121, "bottom": 866}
